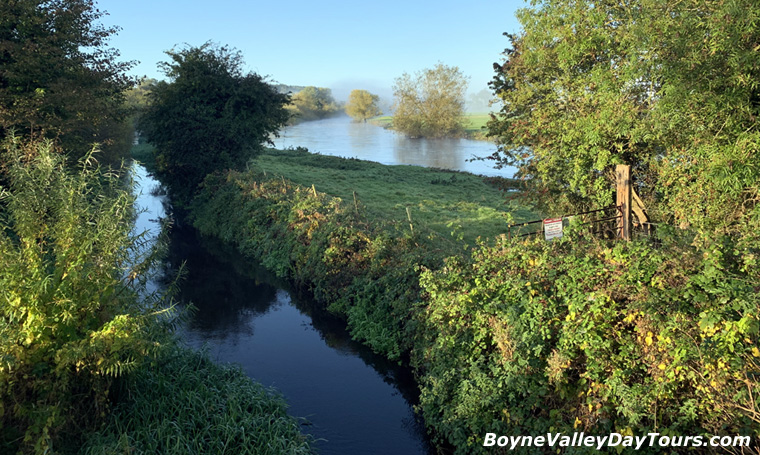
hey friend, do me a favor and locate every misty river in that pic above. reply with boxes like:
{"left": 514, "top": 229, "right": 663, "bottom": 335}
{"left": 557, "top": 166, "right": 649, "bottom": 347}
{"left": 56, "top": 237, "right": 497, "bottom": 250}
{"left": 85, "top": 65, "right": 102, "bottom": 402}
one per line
{"left": 272, "top": 115, "right": 515, "bottom": 178}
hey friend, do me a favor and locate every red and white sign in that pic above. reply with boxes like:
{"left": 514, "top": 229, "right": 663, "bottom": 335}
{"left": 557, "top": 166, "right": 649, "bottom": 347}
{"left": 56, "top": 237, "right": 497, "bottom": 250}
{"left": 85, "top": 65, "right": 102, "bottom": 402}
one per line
{"left": 543, "top": 217, "right": 563, "bottom": 240}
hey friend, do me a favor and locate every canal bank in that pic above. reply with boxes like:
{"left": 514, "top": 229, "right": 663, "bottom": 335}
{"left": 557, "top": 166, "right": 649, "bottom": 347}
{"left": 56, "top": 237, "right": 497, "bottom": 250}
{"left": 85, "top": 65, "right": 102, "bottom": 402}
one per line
{"left": 134, "top": 163, "right": 436, "bottom": 455}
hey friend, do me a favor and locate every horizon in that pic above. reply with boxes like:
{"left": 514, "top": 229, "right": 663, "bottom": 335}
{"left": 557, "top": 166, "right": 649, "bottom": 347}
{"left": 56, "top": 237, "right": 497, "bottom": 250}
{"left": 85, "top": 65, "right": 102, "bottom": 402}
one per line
{"left": 97, "top": 0, "right": 523, "bottom": 105}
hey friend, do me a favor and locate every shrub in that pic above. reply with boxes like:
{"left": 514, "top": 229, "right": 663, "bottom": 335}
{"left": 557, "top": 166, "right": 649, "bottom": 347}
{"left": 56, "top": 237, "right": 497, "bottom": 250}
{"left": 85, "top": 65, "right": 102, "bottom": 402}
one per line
{"left": 414, "top": 229, "right": 760, "bottom": 453}
{"left": 0, "top": 138, "right": 170, "bottom": 454}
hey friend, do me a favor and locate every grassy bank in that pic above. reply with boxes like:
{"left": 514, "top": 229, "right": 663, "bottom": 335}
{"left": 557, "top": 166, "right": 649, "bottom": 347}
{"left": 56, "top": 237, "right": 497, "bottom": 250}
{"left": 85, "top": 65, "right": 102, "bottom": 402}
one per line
{"left": 253, "top": 148, "right": 530, "bottom": 246}
{"left": 190, "top": 148, "right": 535, "bottom": 361}
{"left": 370, "top": 112, "right": 492, "bottom": 140}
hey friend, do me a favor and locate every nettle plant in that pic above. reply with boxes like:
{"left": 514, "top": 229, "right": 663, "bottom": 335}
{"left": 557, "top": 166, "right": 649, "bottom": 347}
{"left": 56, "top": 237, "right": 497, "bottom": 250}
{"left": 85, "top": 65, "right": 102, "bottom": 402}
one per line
{"left": 0, "top": 138, "right": 171, "bottom": 453}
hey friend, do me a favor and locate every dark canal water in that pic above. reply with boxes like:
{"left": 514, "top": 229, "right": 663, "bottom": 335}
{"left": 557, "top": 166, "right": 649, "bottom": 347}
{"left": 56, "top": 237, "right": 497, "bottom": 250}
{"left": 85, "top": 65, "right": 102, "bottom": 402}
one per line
{"left": 132, "top": 164, "right": 436, "bottom": 455}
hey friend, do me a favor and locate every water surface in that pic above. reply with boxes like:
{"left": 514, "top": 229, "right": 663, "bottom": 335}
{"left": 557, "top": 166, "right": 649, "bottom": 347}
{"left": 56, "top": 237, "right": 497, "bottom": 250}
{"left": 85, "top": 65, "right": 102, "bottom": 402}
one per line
{"left": 273, "top": 115, "right": 515, "bottom": 177}
{"left": 132, "top": 164, "right": 435, "bottom": 455}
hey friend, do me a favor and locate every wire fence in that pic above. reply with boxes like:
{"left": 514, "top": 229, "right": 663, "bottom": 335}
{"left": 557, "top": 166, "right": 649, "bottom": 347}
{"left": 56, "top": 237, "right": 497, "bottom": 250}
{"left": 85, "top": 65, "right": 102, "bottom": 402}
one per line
{"left": 507, "top": 205, "right": 624, "bottom": 241}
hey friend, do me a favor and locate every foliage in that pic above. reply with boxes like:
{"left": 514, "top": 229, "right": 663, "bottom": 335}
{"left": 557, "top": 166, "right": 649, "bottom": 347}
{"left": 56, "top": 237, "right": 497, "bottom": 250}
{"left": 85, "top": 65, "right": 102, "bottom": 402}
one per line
{"left": 129, "top": 143, "right": 158, "bottom": 173}
{"left": 285, "top": 86, "right": 340, "bottom": 123}
{"left": 189, "top": 150, "right": 531, "bottom": 360}
{"left": 414, "top": 231, "right": 760, "bottom": 453}
{"left": 81, "top": 347, "right": 313, "bottom": 455}
{"left": 345, "top": 89, "right": 382, "bottom": 122}
{"left": 251, "top": 148, "right": 529, "bottom": 245}
{"left": 124, "top": 78, "right": 158, "bottom": 144}
{"left": 140, "top": 42, "right": 290, "bottom": 208}
{"left": 0, "top": 138, "right": 170, "bottom": 454}
{"left": 0, "top": 0, "right": 134, "bottom": 163}
{"left": 487, "top": 0, "right": 760, "bottom": 238}
{"left": 392, "top": 63, "right": 468, "bottom": 138}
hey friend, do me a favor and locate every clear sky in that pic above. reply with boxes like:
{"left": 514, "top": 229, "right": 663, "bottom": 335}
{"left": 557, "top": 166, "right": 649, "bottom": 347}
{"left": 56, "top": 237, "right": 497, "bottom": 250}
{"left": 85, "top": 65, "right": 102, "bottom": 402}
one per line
{"left": 96, "top": 0, "right": 524, "bottom": 102}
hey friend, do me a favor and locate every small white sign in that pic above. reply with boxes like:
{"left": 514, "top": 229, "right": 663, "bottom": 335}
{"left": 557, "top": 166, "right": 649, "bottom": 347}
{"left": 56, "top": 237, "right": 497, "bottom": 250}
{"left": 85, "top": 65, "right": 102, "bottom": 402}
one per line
{"left": 544, "top": 217, "right": 563, "bottom": 240}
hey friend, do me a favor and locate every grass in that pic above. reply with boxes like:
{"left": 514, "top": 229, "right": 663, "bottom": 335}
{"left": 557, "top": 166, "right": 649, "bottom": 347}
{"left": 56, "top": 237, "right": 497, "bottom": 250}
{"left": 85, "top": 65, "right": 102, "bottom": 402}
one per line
{"left": 369, "top": 113, "right": 493, "bottom": 140}
{"left": 252, "top": 148, "right": 533, "bottom": 246}
{"left": 369, "top": 115, "right": 393, "bottom": 128}
{"left": 80, "top": 346, "right": 313, "bottom": 455}
{"left": 462, "top": 113, "right": 491, "bottom": 139}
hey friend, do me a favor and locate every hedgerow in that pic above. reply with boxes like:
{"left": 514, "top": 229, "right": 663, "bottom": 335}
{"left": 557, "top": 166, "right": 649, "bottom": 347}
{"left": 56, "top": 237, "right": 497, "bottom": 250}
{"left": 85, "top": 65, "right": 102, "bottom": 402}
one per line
{"left": 415, "top": 227, "right": 760, "bottom": 453}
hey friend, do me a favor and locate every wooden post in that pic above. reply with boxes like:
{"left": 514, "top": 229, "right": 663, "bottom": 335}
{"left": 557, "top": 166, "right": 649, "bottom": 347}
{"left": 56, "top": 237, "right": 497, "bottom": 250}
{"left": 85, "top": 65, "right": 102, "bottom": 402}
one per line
{"left": 616, "top": 164, "right": 631, "bottom": 241}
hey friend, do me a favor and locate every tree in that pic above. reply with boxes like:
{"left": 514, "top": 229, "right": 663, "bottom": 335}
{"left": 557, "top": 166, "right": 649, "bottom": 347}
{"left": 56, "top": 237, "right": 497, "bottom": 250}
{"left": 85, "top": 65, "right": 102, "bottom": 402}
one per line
{"left": 345, "top": 89, "right": 382, "bottom": 122}
{"left": 140, "top": 43, "right": 290, "bottom": 207}
{"left": 0, "top": 0, "right": 133, "bottom": 162}
{"left": 488, "top": 0, "right": 760, "bottom": 241}
{"left": 392, "top": 63, "right": 468, "bottom": 138}
{"left": 285, "top": 86, "right": 340, "bottom": 122}
{"left": 125, "top": 77, "right": 158, "bottom": 144}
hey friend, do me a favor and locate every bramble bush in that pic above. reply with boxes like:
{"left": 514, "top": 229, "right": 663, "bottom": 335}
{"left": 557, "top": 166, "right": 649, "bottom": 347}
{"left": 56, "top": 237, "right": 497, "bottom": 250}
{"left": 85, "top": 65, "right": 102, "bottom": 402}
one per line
{"left": 0, "top": 138, "right": 171, "bottom": 454}
{"left": 414, "top": 227, "right": 760, "bottom": 453}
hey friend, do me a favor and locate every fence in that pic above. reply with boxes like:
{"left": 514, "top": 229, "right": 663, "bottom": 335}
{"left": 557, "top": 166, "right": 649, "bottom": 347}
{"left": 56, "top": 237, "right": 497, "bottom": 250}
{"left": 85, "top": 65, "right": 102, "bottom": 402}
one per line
{"left": 507, "top": 205, "right": 623, "bottom": 241}
{"left": 507, "top": 165, "right": 649, "bottom": 242}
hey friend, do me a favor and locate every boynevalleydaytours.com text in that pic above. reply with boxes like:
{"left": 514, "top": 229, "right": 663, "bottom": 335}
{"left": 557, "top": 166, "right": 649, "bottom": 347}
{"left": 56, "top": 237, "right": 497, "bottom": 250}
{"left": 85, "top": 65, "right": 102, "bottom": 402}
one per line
{"left": 483, "top": 432, "right": 753, "bottom": 451}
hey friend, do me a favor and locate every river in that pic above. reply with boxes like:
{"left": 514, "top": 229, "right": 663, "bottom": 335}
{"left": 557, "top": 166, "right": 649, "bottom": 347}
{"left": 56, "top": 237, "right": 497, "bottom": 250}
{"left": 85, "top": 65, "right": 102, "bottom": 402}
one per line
{"left": 272, "top": 115, "right": 515, "bottom": 178}
{"left": 132, "top": 164, "right": 436, "bottom": 455}
{"left": 131, "top": 118, "right": 503, "bottom": 454}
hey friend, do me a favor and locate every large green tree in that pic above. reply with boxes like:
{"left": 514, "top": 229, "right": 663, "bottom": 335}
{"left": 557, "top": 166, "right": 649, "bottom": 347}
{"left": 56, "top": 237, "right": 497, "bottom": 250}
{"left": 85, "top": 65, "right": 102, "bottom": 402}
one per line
{"left": 345, "top": 89, "right": 382, "bottom": 122}
{"left": 392, "top": 63, "right": 468, "bottom": 138}
{"left": 488, "top": 0, "right": 759, "bottom": 241}
{"left": 0, "top": 0, "right": 133, "bottom": 162}
{"left": 140, "top": 43, "right": 290, "bottom": 207}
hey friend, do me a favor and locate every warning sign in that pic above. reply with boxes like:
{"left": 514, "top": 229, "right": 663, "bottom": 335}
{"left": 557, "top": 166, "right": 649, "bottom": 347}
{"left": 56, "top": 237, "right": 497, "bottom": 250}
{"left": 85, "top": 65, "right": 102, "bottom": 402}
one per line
{"left": 543, "top": 217, "right": 563, "bottom": 240}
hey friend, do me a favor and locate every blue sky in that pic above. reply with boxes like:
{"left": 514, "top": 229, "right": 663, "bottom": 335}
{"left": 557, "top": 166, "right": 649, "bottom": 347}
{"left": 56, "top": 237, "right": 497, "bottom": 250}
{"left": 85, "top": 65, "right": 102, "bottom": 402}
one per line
{"left": 97, "top": 0, "right": 524, "bottom": 102}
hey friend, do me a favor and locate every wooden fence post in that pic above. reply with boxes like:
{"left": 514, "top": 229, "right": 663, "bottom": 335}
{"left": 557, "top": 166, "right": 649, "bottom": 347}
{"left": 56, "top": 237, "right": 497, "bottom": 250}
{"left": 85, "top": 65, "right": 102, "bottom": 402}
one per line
{"left": 616, "top": 164, "right": 631, "bottom": 241}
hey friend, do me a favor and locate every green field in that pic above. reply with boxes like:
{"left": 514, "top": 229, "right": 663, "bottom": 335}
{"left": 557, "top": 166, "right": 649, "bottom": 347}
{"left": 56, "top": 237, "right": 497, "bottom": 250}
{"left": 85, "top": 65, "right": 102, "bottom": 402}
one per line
{"left": 252, "top": 148, "right": 533, "bottom": 246}
{"left": 369, "top": 113, "right": 493, "bottom": 140}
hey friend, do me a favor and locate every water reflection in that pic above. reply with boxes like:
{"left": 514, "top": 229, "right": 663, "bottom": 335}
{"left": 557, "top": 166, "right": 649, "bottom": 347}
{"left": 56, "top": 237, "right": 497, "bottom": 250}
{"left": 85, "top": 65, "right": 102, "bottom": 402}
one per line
{"left": 393, "top": 136, "right": 461, "bottom": 170}
{"left": 162, "top": 227, "right": 435, "bottom": 455}
{"left": 273, "top": 115, "right": 515, "bottom": 177}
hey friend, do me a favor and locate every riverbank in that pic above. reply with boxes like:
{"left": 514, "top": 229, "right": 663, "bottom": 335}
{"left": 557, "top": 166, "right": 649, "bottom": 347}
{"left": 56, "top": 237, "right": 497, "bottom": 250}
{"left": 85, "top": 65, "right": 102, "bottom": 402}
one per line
{"left": 81, "top": 346, "right": 313, "bottom": 455}
{"left": 370, "top": 113, "right": 492, "bottom": 140}
{"left": 252, "top": 148, "right": 529, "bottom": 245}
{"left": 187, "top": 148, "right": 759, "bottom": 454}
{"left": 190, "top": 148, "right": 535, "bottom": 361}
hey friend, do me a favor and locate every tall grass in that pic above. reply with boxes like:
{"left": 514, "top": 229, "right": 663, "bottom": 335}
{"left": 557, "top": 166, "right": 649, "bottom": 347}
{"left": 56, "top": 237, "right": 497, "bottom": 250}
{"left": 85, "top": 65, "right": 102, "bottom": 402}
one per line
{"left": 81, "top": 346, "right": 312, "bottom": 455}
